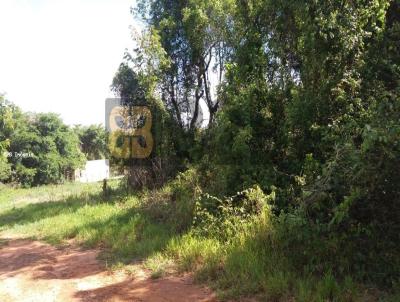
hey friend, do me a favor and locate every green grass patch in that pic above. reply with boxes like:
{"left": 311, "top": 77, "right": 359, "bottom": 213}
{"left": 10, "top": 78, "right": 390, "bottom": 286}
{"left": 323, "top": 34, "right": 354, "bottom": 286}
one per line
{"left": 0, "top": 181, "right": 174, "bottom": 264}
{"left": 0, "top": 181, "right": 397, "bottom": 301}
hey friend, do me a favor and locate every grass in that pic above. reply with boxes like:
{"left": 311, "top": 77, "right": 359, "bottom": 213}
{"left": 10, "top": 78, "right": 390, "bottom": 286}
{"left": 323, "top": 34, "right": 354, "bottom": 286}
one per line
{"left": 0, "top": 181, "right": 398, "bottom": 301}
{"left": 0, "top": 181, "right": 175, "bottom": 263}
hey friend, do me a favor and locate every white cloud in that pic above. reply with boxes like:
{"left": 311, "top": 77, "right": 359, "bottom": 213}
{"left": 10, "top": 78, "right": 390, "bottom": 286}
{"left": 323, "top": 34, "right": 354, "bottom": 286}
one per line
{"left": 0, "top": 0, "right": 138, "bottom": 126}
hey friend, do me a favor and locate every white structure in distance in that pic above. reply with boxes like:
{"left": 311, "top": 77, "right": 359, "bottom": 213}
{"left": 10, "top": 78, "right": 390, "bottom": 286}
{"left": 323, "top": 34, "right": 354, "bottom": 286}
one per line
{"left": 75, "top": 159, "right": 110, "bottom": 183}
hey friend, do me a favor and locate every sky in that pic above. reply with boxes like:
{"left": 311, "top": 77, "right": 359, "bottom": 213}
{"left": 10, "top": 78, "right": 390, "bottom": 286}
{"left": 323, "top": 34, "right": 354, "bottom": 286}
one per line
{"left": 0, "top": 0, "right": 138, "bottom": 126}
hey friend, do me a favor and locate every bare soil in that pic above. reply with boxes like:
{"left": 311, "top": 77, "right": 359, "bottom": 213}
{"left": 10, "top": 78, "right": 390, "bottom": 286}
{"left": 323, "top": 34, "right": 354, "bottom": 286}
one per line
{"left": 0, "top": 238, "right": 217, "bottom": 302}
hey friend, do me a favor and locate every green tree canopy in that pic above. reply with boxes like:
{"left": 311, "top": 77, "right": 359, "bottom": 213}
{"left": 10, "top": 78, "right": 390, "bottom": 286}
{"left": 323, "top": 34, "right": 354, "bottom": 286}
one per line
{"left": 74, "top": 124, "right": 108, "bottom": 161}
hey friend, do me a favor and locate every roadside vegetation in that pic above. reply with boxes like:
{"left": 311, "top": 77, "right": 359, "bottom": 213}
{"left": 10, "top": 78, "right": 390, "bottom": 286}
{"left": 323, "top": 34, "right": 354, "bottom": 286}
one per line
{"left": 1, "top": 179, "right": 399, "bottom": 301}
{"left": 1, "top": 0, "right": 399, "bottom": 301}
{"left": 0, "top": 95, "right": 109, "bottom": 187}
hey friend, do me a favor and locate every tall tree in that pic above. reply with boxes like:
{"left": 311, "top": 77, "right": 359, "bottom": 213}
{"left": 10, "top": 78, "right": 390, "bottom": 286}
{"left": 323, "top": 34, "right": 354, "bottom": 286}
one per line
{"left": 133, "top": 0, "right": 233, "bottom": 129}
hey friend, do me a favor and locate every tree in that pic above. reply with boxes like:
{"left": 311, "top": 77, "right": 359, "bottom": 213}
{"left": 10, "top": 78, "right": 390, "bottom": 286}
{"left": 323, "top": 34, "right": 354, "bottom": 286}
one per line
{"left": 75, "top": 124, "right": 108, "bottom": 160}
{"left": 0, "top": 94, "right": 13, "bottom": 181}
{"left": 133, "top": 0, "right": 233, "bottom": 129}
{"left": 8, "top": 111, "right": 85, "bottom": 186}
{"left": 111, "top": 60, "right": 186, "bottom": 188}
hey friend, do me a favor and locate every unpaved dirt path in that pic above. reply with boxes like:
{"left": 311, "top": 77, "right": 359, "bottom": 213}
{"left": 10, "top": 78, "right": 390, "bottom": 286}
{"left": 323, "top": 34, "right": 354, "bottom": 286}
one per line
{"left": 0, "top": 238, "right": 217, "bottom": 302}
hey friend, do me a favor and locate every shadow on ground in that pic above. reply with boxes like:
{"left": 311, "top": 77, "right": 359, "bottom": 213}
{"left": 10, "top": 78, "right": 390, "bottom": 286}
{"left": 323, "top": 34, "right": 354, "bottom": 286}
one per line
{"left": 0, "top": 193, "right": 111, "bottom": 229}
{"left": 0, "top": 188, "right": 218, "bottom": 301}
{"left": 0, "top": 188, "right": 176, "bottom": 267}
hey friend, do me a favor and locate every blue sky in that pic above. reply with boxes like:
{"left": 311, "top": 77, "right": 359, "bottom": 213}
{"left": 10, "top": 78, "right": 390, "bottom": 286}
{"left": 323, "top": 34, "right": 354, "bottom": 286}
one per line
{"left": 0, "top": 0, "right": 138, "bottom": 126}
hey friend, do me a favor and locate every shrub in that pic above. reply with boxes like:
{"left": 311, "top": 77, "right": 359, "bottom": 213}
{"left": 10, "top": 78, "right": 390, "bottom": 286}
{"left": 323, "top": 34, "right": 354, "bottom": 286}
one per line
{"left": 192, "top": 185, "right": 274, "bottom": 241}
{"left": 141, "top": 168, "right": 202, "bottom": 232}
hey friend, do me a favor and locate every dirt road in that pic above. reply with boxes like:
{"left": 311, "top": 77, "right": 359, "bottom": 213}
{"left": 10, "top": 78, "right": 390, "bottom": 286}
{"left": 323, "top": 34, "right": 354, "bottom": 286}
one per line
{"left": 0, "top": 238, "right": 217, "bottom": 302}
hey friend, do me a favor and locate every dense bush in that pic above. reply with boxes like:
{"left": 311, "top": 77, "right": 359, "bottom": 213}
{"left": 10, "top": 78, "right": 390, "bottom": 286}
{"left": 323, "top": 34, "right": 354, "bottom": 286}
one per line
{"left": 140, "top": 168, "right": 202, "bottom": 231}
{"left": 192, "top": 186, "right": 273, "bottom": 240}
{"left": 118, "top": 0, "right": 400, "bottom": 294}
{"left": 0, "top": 99, "right": 86, "bottom": 186}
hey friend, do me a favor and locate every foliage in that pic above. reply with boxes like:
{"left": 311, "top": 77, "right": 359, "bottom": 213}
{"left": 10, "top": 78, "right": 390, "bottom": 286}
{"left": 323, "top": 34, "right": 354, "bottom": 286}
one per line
{"left": 2, "top": 177, "right": 399, "bottom": 300}
{"left": 0, "top": 95, "right": 14, "bottom": 181}
{"left": 140, "top": 168, "right": 202, "bottom": 231}
{"left": 0, "top": 99, "right": 86, "bottom": 186}
{"left": 134, "top": 0, "right": 228, "bottom": 128}
{"left": 74, "top": 124, "right": 108, "bottom": 160}
{"left": 192, "top": 185, "right": 274, "bottom": 241}
{"left": 3, "top": 0, "right": 399, "bottom": 300}
{"left": 111, "top": 62, "right": 187, "bottom": 189}
{"left": 125, "top": 0, "right": 400, "bottom": 291}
